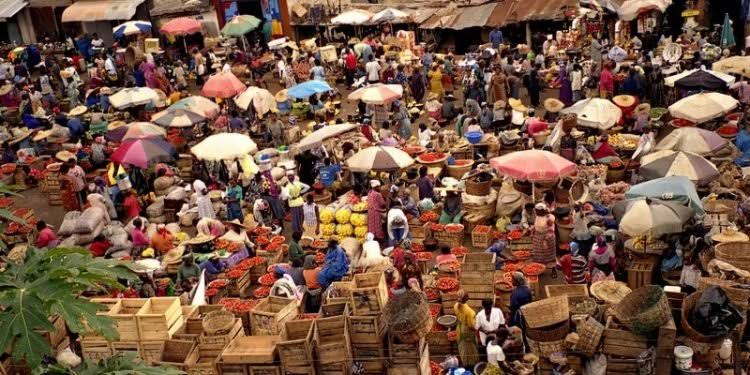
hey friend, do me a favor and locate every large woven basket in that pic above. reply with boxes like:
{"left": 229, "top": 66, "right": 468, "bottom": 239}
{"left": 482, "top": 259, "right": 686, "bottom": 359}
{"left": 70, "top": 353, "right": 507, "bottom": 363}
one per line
{"left": 525, "top": 318, "right": 570, "bottom": 342}
{"left": 681, "top": 291, "right": 744, "bottom": 345}
{"left": 447, "top": 160, "right": 473, "bottom": 179}
{"left": 466, "top": 178, "right": 492, "bottom": 196}
{"left": 590, "top": 281, "right": 632, "bottom": 305}
{"left": 714, "top": 241, "right": 750, "bottom": 272}
{"left": 613, "top": 286, "right": 670, "bottom": 336}
{"left": 520, "top": 295, "right": 569, "bottom": 329}
{"left": 383, "top": 290, "right": 432, "bottom": 344}
{"left": 576, "top": 316, "right": 604, "bottom": 357}
{"left": 202, "top": 310, "right": 235, "bottom": 335}
{"left": 527, "top": 337, "right": 565, "bottom": 358}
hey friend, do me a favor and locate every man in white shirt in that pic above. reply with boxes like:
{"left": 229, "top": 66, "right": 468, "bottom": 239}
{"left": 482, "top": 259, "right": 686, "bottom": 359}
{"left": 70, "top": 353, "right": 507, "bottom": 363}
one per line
{"left": 90, "top": 33, "right": 104, "bottom": 49}
{"left": 475, "top": 298, "right": 505, "bottom": 346}
{"left": 365, "top": 55, "right": 381, "bottom": 84}
{"left": 486, "top": 335, "right": 506, "bottom": 367}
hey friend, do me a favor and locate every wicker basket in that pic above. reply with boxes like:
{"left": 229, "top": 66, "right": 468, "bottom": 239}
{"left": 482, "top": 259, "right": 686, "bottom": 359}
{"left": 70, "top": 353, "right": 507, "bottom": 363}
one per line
{"left": 447, "top": 160, "right": 473, "bottom": 179}
{"left": 613, "top": 286, "right": 670, "bottom": 336}
{"left": 465, "top": 179, "right": 492, "bottom": 196}
{"left": 527, "top": 337, "right": 565, "bottom": 358}
{"left": 714, "top": 242, "right": 750, "bottom": 272}
{"left": 576, "top": 316, "right": 604, "bottom": 357}
{"left": 569, "top": 297, "right": 599, "bottom": 316}
{"left": 383, "top": 291, "right": 432, "bottom": 344}
{"left": 681, "top": 291, "right": 743, "bottom": 345}
{"left": 520, "top": 295, "right": 569, "bottom": 329}
{"left": 202, "top": 310, "right": 235, "bottom": 335}
{"left": 704, "top": 199, "right": 739, "bottom": 221}
{"left": 590, "top": 281, "right": 631, "bottom": 305}
{"left": 525, "top": 318, "right": 570, "bottom": 342}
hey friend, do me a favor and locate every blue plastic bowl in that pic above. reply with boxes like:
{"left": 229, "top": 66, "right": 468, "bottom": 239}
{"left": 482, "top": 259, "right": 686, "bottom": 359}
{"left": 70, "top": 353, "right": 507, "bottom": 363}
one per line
{"left": 466, "top": 131, "right": 483, "bottom": 144}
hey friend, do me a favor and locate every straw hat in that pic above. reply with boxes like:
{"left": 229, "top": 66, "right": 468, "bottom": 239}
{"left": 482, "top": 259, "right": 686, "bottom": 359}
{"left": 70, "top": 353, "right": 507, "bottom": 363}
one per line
{"left": 275, "top": 89, "right": 288, "bottom": 103}
{"left": 544, "top": 98, "right": 565, "bottom": 113}
{"left": 0, "top": 84, "right": 13, "bottom": 96}
{"left": 68, "top": 105, "right": 88, "bottom": 117}
{"left": 509, "top": 98, "right": 527, "bottom": 112}
{"left": 612, "top": 95, "right": 636, "bottom": 108}
{"left": 33, "top": 129, "right": 52, "bottom": 142}
{"left": 162, "top": 246, "right": 185, "bottom": 264}
{"left": 55, "top": 150, "right": 76, "bottom": 161}
{"left": 225, "top": 218, "right": 250, "bottom": 229}
{"left": 9, "top": 128, "right": 33, "bottom": 145}
{"left": 99, "top": 86, "right": 112, "bottom": 95}
{"left": 493, "top": 100, "right": 506, "bottom": 110}
{"left": 184, "top": 233, "right": 215, "bottom": 245}
{"left": 590, "top": 280, "right": 631, "bottom": 305}
{"left": 635, "top": 103, "right": 651, "bottom": 116}
{"left": 107, "top": 120, "right": 127, "bottom": 131}
{"left": 711, "top": 227, "right": 749, "bottom": 243}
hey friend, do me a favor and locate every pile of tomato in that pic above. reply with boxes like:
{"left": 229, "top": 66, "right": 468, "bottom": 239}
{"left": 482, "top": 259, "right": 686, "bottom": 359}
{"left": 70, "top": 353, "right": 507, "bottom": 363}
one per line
{"left": 253, "top": 286, "right": 270, "bottom": 299}
{"left": 218, "top": 298, "right": 257, "bottom": 313}
{"left": 435, "top": 277, "right": 459, "bottom": 292}
{"left": 419, "top": 211, "right": 439, "bottom": 223}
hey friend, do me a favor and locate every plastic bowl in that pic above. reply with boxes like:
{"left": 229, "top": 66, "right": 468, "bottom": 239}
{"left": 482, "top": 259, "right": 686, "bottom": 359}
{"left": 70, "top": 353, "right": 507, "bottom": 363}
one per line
{"left": 466, "top": 131, "right": 483, "bottom": 144}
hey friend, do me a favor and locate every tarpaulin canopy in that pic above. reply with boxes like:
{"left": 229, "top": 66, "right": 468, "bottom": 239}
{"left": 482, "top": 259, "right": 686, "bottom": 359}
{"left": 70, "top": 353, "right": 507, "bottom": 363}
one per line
{"left": 0, "top": 0, "right": 26, "bottom": 21}
{"left": 62, "top": 0, "right": 144, "bottom": 22}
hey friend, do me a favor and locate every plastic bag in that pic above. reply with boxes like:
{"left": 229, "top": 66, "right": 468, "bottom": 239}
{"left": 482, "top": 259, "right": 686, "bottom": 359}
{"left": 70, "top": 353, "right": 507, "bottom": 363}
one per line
{"left": 689, "top": 286, "right": 743, "bottom": 337}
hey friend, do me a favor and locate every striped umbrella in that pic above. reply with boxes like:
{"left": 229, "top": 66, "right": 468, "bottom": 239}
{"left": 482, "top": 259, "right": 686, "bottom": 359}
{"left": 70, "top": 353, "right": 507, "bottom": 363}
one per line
{"left": 160, "top": 17, "right": 202, "bottom": 36}
{"left": 346, "top": 146, "right": 414, "bottom": 172}
{"left": 109, "top": 87, "right": 159, "bottom": 109}
{"left": 221, "top": 15, "right": 262, "bottom": 37}
{"left": 152, "top": 107, "right": 206, "bottom": 128}
{"left": 171, "top": 96, "right": 220, "bottom": 118}
{"left": 234, "top": 86, "right": 276, "bottom": 114}
{"left": 111, "top": 138, "right": 175, "bottom": 168}
{"left": 639, "top": 150, "right": 719, "bottom": 185}
{"left": 612, "top": 198, "right": 694, "bottom": 237}
{"left": 107, "top": 122, "right": 166, "bottom": 141}
{"left": 201, "top": 71, "right": 246, "bottom": 98}
{"left": 654, "top": 127, "right": 727, "bottom": 155}
{"left": 348, "top": 84, "right": 403, "bottom": 104}
{"left": 113, "top": 21, "right": 152, "bottom": 38}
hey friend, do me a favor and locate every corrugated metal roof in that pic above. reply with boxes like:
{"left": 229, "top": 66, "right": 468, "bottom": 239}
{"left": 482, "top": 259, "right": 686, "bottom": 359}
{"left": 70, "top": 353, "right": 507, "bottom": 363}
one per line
{"left": 150, "top": 0, "right": 211, "bottom": 17}
{"left": 0, "top": 0, "right": 27, "bottom": 20}
{"left": 62, "top": 0, "right": 144, "bottom": 22}
{"left": 489, "top": 0, "right": 577, "bottom": 27}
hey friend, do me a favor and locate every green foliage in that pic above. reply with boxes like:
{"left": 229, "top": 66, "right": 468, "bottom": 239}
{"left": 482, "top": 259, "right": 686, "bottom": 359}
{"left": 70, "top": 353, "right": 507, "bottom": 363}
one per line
{"left": 0, "top": 247, "right": 137, "bottom": 367}
{"left": 33, "top": 353, "right": 185, "bottom": 375}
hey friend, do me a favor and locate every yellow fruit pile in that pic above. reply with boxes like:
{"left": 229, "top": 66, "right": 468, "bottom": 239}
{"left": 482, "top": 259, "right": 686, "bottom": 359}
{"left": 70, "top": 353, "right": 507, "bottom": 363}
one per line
{"left": 335, "top": 208, "right": 351, "bottom": 224}
{"left": 350, "top": 213, "right": 367, "bottom": 227}
{"left": 336, "top": 224, "right": 353, "bottom": 237}
{"left": 320, "top": 207, "right": 335, "bottom": 224}
{"left": 352, "top": 202, "right": 367, "bottom": 212}
{"left": 321, "top": 223, "right": 336, "bottom": 236}
{"left": 354, "top": 225, "right": 368, "bottom": 239}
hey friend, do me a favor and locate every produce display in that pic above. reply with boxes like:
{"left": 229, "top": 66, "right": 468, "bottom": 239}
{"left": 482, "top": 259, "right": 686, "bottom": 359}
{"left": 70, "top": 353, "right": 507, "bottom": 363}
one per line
{"left": 522, "top": 263, "right": 546, "bottom": 276}
{"left": 415, "top": 252, "right": 433, "bottom": 261}
{"left": 451, "top": 246, "right": 468, "bottom": 257}
{"left": 226, "top": 269, "right": 245, "bottom": 279}
{"left": 435, "top": 277, "right": 459, "bottom": 292}
{"left": 444, "top": 224, "right": 464, "bottom": 233}
{"left": 258, "top": 273, "right": 276, "bottom": 286}
{"left": 335, "top": 208, "right": 351, "bottom": 224}
{"left": 320, "top": 207, "right": 335, "bottom": 224}
{"left": 219, "top": 298, "right": 257, "bottom": 313}
{"left": 419, "top": 211, "right": 439, "bottom": 223}
{"left": 253, "top": 286, "right": 270, "bottom": 298}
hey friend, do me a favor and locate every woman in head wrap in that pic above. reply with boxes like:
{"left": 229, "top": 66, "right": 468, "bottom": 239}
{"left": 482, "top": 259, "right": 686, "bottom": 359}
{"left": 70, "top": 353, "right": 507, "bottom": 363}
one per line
{"left": 454, "top": 290, "right": 480, "bottom": 367}
{"left": 398, "top": 251, "right": 422, "bottom": 289}
{"left": 531, "top": 203, "right": 556, "bottom": 266}
{"left": 588, "top": 235, "right": 616, "bottom": 282}
{"left": 358, "top": 232, "right": 387, "bottom": 269}
{"left": 192, "top": 179, "right": 215, "bottom": 220}
{"left": 367, "top": 180, "right": 386, "bottom": 240}
{"left": 558, "top": 242, "right": 587, "bottom": 284}
{"left": 317, "top": 238, "right": 350, "bottom": 290}
{"left": 508, "top": 272, "right": 532, "bottom": 326}
{"left": 151, "top": 224, "right": 175, "bottom": 254}
{"left": 502, "top": 326, "right": 525, "bottom": 362}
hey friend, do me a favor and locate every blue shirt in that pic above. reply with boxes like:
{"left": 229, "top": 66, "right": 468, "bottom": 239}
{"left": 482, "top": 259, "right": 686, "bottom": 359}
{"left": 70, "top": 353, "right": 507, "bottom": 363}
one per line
{"left": 311, "top": 66, "right": 325, "bottom": 81}
{"left": 67, "top": 118, "right": 84, "bottom": 137}
{"left": 318, "top": 164, "right": 341, "bottom": 187}
{"left": 489, "top": 30, "right": 504, "bottom": 48}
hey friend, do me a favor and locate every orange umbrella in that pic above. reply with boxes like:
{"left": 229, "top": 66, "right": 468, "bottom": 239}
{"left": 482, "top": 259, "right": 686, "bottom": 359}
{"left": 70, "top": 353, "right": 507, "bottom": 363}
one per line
{"left": 201, "top": 71, "right": 246, "bottom": 98}
{"left": 160, "top": 17, "right": 202, "bottom": 36}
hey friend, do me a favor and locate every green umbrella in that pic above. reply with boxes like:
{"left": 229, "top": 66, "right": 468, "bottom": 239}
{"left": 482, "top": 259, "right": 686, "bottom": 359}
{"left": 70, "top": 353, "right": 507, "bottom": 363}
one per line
{"left": 221, "top": 15, "right": 262, "bottom": 37}
{"left": 721, "top": 13, "right": 735, "bottom": 48}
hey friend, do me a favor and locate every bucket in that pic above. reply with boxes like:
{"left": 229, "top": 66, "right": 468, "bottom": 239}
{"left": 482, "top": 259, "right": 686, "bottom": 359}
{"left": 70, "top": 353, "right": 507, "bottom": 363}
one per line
{"left": 674, "top": 345, "right": 693, "bottom": 371}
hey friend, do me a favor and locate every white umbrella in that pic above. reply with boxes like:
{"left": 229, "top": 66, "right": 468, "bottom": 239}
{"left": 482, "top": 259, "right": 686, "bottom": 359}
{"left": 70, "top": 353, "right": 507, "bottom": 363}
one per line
{"left": 560, "top": 98, "right": 622, "bottom": 130}
{"left": 668, "top": 92, "right": 738, "bottom": 123}
{"left": 347, "top": 84, "right": 403, "bottom": 104}
{"left": 639, "top": 150, "right": 719, "bottom": 184}
{"left": 109, "top": 87, "right": 159, "bottom": 109}
{"left": 346, "top": 146, "right": 414, "bottom": 172}
{"left": 112, "top": 21, "right": 152, "bottom": 38}
{"left": 664, "top": 68, "right": 735, "bottom": 88}
{"left": 713, "top": 55, "right": 750, "bottom": 77}
{"left": 191, "top": 133, "right": 258, "bottom": 161}
{"left": 151, "top": 107, "right": 206, "bottom": 128}
{"left": 617, "top": 0, "right": 672, "bottom": 21}
{"left": 371, "top": 8, "right": 410, "bottom": 23}
{"left": 234, "top": 86, "right": 276, "bottom": 115}
{"left": 331, "top": 9, "right": 373, "bottom": 25}
{"left": 612, "top": 198, "right": 694, "bottom": 237}
{"left": 296, "top": 123, "right": 359, "bottom": 152}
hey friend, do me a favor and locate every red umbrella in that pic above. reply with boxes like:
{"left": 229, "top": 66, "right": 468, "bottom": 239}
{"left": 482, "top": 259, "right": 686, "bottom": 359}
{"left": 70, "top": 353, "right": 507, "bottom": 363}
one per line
{"left": 201, "top": 71, "right": 246, "bottom": 98}
{"left": 490, "top": 150, "right": 576, "bottom": 182}
{"left": 160, "top": 17, "right": 202, "bottom": 36}
{"left": 111, "top": 138, "right": 175, "bottom": 169}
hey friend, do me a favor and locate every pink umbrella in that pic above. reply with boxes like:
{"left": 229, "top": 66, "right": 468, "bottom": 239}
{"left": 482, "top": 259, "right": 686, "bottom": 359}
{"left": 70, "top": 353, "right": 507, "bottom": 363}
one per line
{"left": 490, "top": 150, "right": 576, "bottom": 181}
{"left": 160, "top": 17, "right": 202, "bottom": 36}
{"left": 111, "top": 138, "right": 175, "bottom": 169}
{"left": 201, "top": 71, "right": 246, "bottom": 98}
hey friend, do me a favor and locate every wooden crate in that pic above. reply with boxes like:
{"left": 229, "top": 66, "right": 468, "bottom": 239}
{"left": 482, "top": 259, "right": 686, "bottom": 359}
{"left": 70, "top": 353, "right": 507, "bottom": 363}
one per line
{"left": 236, "top": 270, "right": 253, "bottom": 297}
{"left": 350, "top": 273, "right": 389, "bottom": 316}
{"left": 140, "top": 340, "right": 165, "bottom": 364}
{"left": 188, "top": 345, "right": 220, "bottom": 375}
{"left": 39, "top": 315, "right": 67, "bottom": 348}
{"left": 320, "top": 302, "right": 349, "bottom": 318}
{"left": 386, "top": 342, "right": 430, "bottom": 375}
{"left": 220, "top": 336, "right": 280, "bottom": 364}
{"left": 80, "top": 339, "right": 112, "bottom": 362}
{"left": 601, "top": 316, "right": 652, "bottom": 358}
{"left": 199, "top": 318, "right": 244, "bottom": 350}
{"left": 388, "top": 335, "right": 426, "bottom": 364}
{"left": 315, "top": 314, "right": 350, "bottom": 365}
{"left": 409, "top": 221, "right": 429, "bottom": 240}
{"left": 250, "top": 297, "right": 298, "bottom": 336}
{"left": 136, "top": 297, "right": 182, "bottom": 341}
{"left": 111, "top": 341, "right": 141, "bottom": 357}
{"left": 605, "top": 356, "right": 639, "bottom": 374}
{"left": 440, "top": 290, "right": 459, "bottom": 316}
{"left": 348, "top": 315, "right": 383, "bottom": 344}
{"left": 544, "top": 284, "right": 589, "bottom": 299}
{"left": 625, "top": 258, "right": 657, "bottom": 290}
{"left": 154, "top": 340, "right": 199, "bottom": 371}
{"left": 461, "top": 253, "right": 496, "bottom": 272}
{"left": 316, "top": 362, "right": 350, "bottom": 375}
{"left": 324, "top": 281, "right": 353, "bottom": 306}
{"left": 183, "top": 305, "right": 199, "bottom": 319}
{"left": 86, "top": 298, "right": 146, "bottom": 341}
{"left": 281, "top": 365, "right": 316, "bottom": 375}
{"left": 247, "top": 365, "right": 281, "bottom": 375}
{"left": 277, "top": 319, "right": 315, "bottom": 367}
{"left": 351, "top": 342, "right": 385, "bottom": 359}
{"left": 357, "top": 360, "right": 385, "bottom": 375}
{"left": 217, "top": 362, "right": 248, "bottom": 375}
{"left": 471, "top": 226, "right": 493, "bottom": 249}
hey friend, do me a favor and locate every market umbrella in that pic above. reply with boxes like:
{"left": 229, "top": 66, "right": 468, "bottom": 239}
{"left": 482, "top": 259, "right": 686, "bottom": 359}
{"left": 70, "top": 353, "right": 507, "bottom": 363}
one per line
{"left": 108, "top": 122, "right": 166, "bottom": 141}
{"left": 296, "top": 123, "right": 359, "bottom": 152}
{"left": 201, "top": 71, "right": 246, "bottom": 98}
{"left": 639, "top": 150, "right": 719, "bottom": 185}
{"left": 160, "top": 17, "right": 202, "bottom": 36}
{"left": 560, "top": 98, "right": 622, "bottom": 130}
{"left": 287, "top": 80, "right": 332, "bottom": 99}
{"left": 617, "top": 0, "right": 672, "bottom": 21}
{"left": 234, "top": 86, "right": 276, "bottom": 115}
{"left": 221, "top": 15, "right": 261, "bottom": 36}
{"left": 721, "top": 13, "right": 736, "bottom": 48}
{"left": 490, "top": 150, "right": 576, "bottom": 182}
{"left": 348, "top": 84, "right": 403, "bottom": 104}
{"left": 612, "top": 198, "right": 694, "bottom": 237}
{"left": 346, "top": 146, "right": 414, "bottom": 172}
{"left": 171, "top": 96, "right": 220, "bottom": 118}
{"left": 371, "top": 8, "right": 410, "bottom": 23}
{"left": 668, "top": 92, "right": 738, "bottom": 123}
{"left": 713, "top": 56, "right": 750, "bottom": 77}
{"left": 331, "top": 9, "right": 373, "bottom": 25}
{"left": 664, "top": 68, "right": 735, "bottom": 90}
{"left": 111, "top": 138, "right": 175, "bottom": 169}
{"left": 109, "top": 87, "right": 159, "bottom": 109}
{"left": 113, "top": 21, "right": 152, "bottom": 38}
{"left": 151, "top": 107, "right": 206, "bottom": 128}
{"left": 191, "top": 133, "right": 258, "bottom": 161}
{"left": 654, "top": 127, "right": 728, "bottom": 155}
{"left": 625, "top": 176, "right": 704, "bottom": 215}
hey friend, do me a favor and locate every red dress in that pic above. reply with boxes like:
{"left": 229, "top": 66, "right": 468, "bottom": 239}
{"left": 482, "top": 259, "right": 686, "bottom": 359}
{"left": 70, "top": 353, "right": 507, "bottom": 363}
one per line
{"left": 59, "top": 175, "right": 80, "bottom": 211}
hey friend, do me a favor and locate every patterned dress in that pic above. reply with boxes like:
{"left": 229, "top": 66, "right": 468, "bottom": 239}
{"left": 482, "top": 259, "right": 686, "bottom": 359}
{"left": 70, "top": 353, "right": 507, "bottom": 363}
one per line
{"left": 532, "top": 213, "right": 556, "bottom": 265}
{"left": 367, "top": 190, "right": 386, "bottom": 240}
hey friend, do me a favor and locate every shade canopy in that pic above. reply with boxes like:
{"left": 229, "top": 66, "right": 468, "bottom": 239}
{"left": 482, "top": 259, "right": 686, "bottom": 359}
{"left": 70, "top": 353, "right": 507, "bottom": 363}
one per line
{"left": 331, "top": 9, "right": 373, "bottom": 25}
{"left": 371, "top": 8, "right": 410, "bottom": 23}
{"left": 490, "top": 150, "right": 576, "bottom": 182}
{"left": 296, "top": 123, "right": 359, "bottom": 152}
{"left": 191, "top": 133, "right": 258, "bottom": 161}
{"left": 348, "top": 84, "right": 403, "bottom": 104}
{"left": 560, "top": 98, "right": 622, "bottom": 130}
{"left": 112, "top": 20, "right": 151, "bottom": 38}
{"left": 109, "top": 87, "right": 158, "bottom": 109}
{"left": 221, "top": 15, "right": 261, "bottom": 36}
{"left": 160, "top": 17, "right": 202, "bottom": 36}
{"left": 287, "top": 80, "right": 332, "bottom": 99}
{"left": 152, "top": 107, "right": 206, "bottom": 128}
{"left": 201, "top": 71, "right": 246, "bottom": 98}
{"left": 62, "top": 0, "right": 144, "bottom": 22}
{"left": 612, "top": 198, "right": 694, "bottom": 237}
{"left": 170, "top": 96, "right": 220, "bottom": 118}
{"left": 654, "top": 127, "right": 727, "bottom": 155}
{"left": 234, "top": 86, "right": 276, "bottom": 115}
{"left": 346, "top": 146, "right": 414, "bottom": 172}
{"left": 625, "top": 176, "right": 704, "bottom": 215}
{"left": 111, "top": 138, "right": 175, "bottom": 168}
{"left": 617, "top": 0, "right": 672, "bottom": 21}
{"left": 712, "top": 56, "right": 750, "bottom": 77}
{"left": 668, "top": 92, "right": 738, "bottom": 123}
{"left": 639, "top": 150, "right": 719, "bottom": 185}
{"left": 107, "top": 122, "right": 166, "bottom": 142}
{"left": 664, "top": 68, "right": 735, "bottom": 90}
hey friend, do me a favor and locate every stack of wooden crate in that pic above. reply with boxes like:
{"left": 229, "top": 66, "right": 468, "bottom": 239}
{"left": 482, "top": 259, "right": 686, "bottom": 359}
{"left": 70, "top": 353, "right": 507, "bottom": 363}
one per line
{"left": 387, "top": 334, "right": 431, "bottom": 375}
{"left": 348, "top": 312, "right": 385, "bottom": 374}
{"left": 315, "top": 306, "right": 351, "bottom": 375}
{"left": 45, "top": 164, "right": 62, "bottom": 205}
{"left": 277, "top": 319, "right": 316, "bottom": 375}
{"left": 601, "top": 314, "right": 677, "bottom": 375}
{"left": 250, "top": 296, "right": 298, "bottom": 336}
{"left": 177, "top": 154, "right": 194, "bottom": 183}
{"left": 217, "top": 335, "right": 281, "bottom": 375}
{"left": 460, "top": 253, "right": 496, "bottom": 311}
{"left": 350, "top": 273, "right": 389, "bottom": 317}
{"left": 137, "top": 297, "right": 185, "bottom": 363}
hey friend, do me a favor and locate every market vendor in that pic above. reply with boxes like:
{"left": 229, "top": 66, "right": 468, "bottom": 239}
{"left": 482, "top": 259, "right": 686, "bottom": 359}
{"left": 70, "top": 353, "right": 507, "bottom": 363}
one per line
{"left": 475, "top": 298, "right": 505, "bottom": 348}
{"left": 531, "top": 203, "right": 556, "bottom": 266}
{"left": 508, "top": 272, "right": 532, "bottom": 326}
{"left": 224, "top": 178, "right": 243, "bottom": 222}
{"left": 199, "top": 254, "right": 226, "bottom": 281}
{"left": 221, "top": 219, "right": 254, "bottom": 252}
{"left": 386, "top": 202, "right": 409, "bottom": 246}
{"left": 176, "top": 254, "right": 200, "bottom": 290}
{"left": 591, "top": 134, "right": 619, "bottom": 164}
{"left": 588, "top": 235, "right": 616, "bottom": 282}
{"left": 559, "top": 242, "right": 587, "bottom": 284}
{"left": 367, "top": 180, "right": 387, "bottom": 241}
{"left": 151, "top": 224, "right": 175, "bottom": 255}
{"left": 439, "top": 189, "right": 463, "bottom": 224}
{"left": 317, "top": 238, "right": 350, "bottom": 289}
{"left": 283, "top": 171, "right": 310, "bottom": 233}
{"left": 35, "top": 220, "right": 58, "bottom": 249}
{"left": 436, "top": 245, "right": 458, "bottom": 265}
{"left": 288, "top": 231, "right": 305, "bottom": 265}
{"left": 196, "top": 218, "right": 225, "bottom": 237}
{"left": 192, "top": 179, "right": 215, "bottom": 220}
{"left": 454, "top": 291, "right": 479, "bottom": 367}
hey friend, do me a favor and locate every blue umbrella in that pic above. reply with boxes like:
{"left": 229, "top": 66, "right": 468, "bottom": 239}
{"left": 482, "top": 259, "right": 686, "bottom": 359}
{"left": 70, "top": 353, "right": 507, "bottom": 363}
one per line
{"left": 625, "top": 176, "right": 704, "bottom": 215}
{"left": 287, "top": 80, "right": 332, "bottom": 99}
{"left": 721, "top": 13, "right": 736, "bottom": 48}
{"left": 113, "top": 21, "right": 152, "bottom": 38}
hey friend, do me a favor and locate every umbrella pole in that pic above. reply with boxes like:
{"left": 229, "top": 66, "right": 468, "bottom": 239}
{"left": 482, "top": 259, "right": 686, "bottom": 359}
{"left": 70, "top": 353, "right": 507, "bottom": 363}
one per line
{"left": 183, "top": 37, "right": 188, "bottom": 54}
